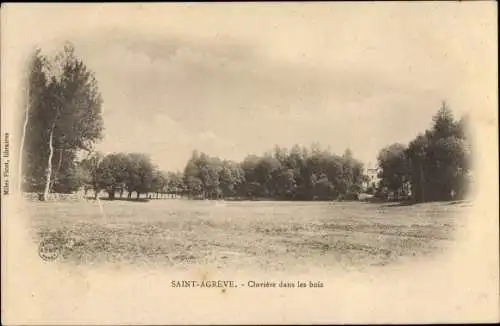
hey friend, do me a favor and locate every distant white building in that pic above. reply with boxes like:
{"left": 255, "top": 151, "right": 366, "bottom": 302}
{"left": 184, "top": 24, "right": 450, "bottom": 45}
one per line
{"left": 363, "top": 162, "right": 380, "bottom": 191}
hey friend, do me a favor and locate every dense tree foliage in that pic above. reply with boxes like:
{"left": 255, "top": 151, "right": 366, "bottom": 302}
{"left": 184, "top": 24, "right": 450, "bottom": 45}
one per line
{"left": 377, "top": 102, "right": 472, "bottom": 202}
{"left": 21, "top": 43, "right": 103, "bottom": 199}
{"left": 377, "top": 143, "right": 410, "bottom": 199}
{"left": 75, "top": 152, "right": 182, "bottom": 200}
{"left": 182, "top": 145, "right": 365, "bottom": 200}
{"left": 75, "top": 144, "right": 365, "bottom": 201}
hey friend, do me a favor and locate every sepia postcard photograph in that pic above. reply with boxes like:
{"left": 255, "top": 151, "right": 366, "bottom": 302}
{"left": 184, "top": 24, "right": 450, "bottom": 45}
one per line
{"left": 1, "top": 2, "right": 498, "bottom": 324}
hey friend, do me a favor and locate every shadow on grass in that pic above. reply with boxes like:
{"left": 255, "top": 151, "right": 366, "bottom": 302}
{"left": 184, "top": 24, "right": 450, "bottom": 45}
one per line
{"left": 385, "top": 201, "right": 417, "bottom": 207}
{"left": 85, "top": 196, "right": 150, "bottom": 203}
{"left": 363, "top": 198, "right": 468, "bottom": 207}
{"left": 445, "top": 200, "right": 471, "bottom": 205}
{"left": 361, "top": 197, "right": 388, "bottom": 204}
{"left": 361, "top": 197, "right": 418, "bottom": 207}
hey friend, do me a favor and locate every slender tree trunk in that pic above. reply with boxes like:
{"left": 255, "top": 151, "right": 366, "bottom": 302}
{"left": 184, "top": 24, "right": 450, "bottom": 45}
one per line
{"left": 93, "top": 179, "right": 99, "bottom": 199}
{"left": 50, "top": 149, "right": 63, "bottom": 192}
{"left": 18, "top": 84, "right": 30, "bottom": 193}
{"left": 41, "top": 124, "right": 56, "bottom": 201}
{"left": 419, "top": 161, "right": 425, "bottom": 202}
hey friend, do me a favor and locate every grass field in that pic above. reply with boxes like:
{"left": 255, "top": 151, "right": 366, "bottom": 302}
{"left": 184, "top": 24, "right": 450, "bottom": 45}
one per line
{"left": 25, "top": 199, "right": 471, "bottom": 272}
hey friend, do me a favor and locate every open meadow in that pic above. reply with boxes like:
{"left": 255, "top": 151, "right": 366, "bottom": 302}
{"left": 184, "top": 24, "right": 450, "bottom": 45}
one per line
{"left": 24, "top": 199, "right": 472, "bottom": 272}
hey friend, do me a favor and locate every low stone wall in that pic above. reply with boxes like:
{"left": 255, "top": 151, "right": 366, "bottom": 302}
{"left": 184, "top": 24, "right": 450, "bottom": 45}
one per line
{"left": 23, "top": 192, "right": 88, "bottom": 202}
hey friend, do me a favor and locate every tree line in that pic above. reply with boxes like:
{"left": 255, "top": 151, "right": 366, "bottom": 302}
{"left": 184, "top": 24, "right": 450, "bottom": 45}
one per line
{"left": 63, "top": 144, "right": 365, "bottom": 201}
{"left": 21, "top": 43, "right": 472, "bottom": 203}
{"left": 78, "top": 152, "right": 183, "bottom": 200}
{"left": 376, "top": 102, "right": 472, "bottom": 202}
{"left": 181, "top": 146, "right": 366, "bottom": 200}
{"left": 21, "top": 43, "right": 368, "bottom": 202}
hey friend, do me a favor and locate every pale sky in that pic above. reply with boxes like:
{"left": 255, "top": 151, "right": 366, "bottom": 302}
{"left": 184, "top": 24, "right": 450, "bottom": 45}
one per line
{"left": 18, "top": 2, "right": 497, "bottom": 171}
